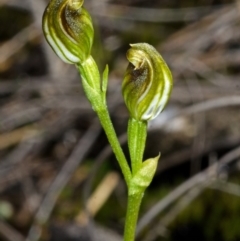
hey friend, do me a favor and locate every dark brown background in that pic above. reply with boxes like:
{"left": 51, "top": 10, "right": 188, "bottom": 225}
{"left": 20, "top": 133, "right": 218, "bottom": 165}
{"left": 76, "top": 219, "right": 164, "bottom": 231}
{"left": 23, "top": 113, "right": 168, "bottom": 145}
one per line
{"left": 0, "top": 0, "right": 239, "bottom": 241}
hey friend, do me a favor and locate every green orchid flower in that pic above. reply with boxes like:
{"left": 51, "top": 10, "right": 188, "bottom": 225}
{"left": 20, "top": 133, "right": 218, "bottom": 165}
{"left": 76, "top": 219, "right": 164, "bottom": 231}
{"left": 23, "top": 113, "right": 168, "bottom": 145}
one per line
{"left": 122, "top": 43, "right": 173, "bottom": 121}
{"left": 42, "top": 0, "right": 94, "bottom": 64}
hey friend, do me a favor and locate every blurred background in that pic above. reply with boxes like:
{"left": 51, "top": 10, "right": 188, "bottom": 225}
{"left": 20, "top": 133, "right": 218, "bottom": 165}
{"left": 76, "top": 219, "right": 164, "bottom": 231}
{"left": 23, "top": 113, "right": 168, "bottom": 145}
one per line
{"left": 0, "top": 0, "right": 240, "bottom": 240}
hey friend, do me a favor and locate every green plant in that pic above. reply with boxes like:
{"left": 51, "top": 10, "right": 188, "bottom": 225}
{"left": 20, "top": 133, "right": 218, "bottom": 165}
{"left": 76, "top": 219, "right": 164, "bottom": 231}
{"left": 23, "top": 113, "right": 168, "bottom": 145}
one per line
{"left": 42, "top": 0, "right": 173, "bottom": 240}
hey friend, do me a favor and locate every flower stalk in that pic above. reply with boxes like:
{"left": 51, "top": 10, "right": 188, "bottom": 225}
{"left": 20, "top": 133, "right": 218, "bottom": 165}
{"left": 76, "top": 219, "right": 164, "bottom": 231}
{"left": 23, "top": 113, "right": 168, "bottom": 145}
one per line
{"left": 76, "top": 59, "right": 132, "bottom": 185}
{"left": 127, "top": 118, "right": 147, "bottom": 175}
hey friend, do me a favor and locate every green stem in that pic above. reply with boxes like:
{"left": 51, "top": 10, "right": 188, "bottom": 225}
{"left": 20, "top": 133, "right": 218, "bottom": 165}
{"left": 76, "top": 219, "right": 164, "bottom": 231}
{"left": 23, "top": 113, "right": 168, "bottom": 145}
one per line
{"left": 77, "top": 58, "right": 132, "bottom": 185}
{"left": 128, "top": 118, "right": 147, "bottom": 175}
{"left": 96, "top": 106, "right": 132, "bottom": 185}
{"left": 123, "top": 192, "right": 143, "bottom": 241}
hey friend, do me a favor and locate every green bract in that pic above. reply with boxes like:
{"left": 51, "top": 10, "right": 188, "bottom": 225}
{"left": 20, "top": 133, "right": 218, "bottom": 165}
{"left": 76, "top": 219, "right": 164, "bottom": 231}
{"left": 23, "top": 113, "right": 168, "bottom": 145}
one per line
{"left": 122, "top": 43, "right": 173, "bottom": 121}
{"left": 129, "top": 155, "right": 159, "bottom": 195}
{"left": 42, "top": 0, "right": 94, "bottom": 64}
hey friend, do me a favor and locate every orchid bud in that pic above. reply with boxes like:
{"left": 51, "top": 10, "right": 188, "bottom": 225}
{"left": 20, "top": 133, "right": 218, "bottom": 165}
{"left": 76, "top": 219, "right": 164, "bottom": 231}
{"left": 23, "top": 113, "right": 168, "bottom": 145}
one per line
{"left": 42, "top": 0, "right": 94, "bottom": 64}
{"left": 122, "top": 43, "right": 173, "bottom": 121}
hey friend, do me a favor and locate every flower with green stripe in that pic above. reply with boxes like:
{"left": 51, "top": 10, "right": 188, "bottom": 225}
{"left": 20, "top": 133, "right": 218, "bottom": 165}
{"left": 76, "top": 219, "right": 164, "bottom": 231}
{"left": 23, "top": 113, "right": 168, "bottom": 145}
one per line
{"left": 122, "top": 43, "right": 173, "bottom": 121}
{"left": 42, "top": 0, "right": 94, "bottom": 64}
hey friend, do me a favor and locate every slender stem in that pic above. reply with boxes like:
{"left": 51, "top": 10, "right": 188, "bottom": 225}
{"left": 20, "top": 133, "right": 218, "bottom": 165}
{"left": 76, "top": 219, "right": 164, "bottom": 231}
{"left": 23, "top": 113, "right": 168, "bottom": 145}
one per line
{"left": 128, "top": 118, "right": 147, "bottom": 175}
{"left": 96, "top": 106, "right": 132, "bottom": 185}
{"left": 124, "top": 119, "right": 148, "bottom": 240}
{"left": 77, "top": 58, "right": 132, "bottom": 185}
{"left": 123, "top": 192, "right": 143, "bottom": 241}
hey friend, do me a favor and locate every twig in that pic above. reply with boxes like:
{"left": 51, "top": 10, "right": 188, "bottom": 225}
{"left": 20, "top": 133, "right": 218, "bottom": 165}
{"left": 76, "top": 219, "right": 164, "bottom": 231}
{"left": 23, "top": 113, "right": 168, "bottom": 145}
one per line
{"left": 0, "top": 138, "right": 36, "bottom": 172}
{"left": 26, "top": 118, "right": 101, "bottom": 241}
{"left": 92, "top": 3, "right": 233, "bottom": 23}
{"left": 152, "top": 96, "right": 240, "bottom": 130}
{"left": 0, "top": 162, "right": 40, "bottom": 194}
{"left": 160, "top": 183, "right": 208, "bottom": 229}
{"left": 210, "top": 180, "right": 240, "bottom": 197}
{"left": 0, "top": 220, "right": 25, "bottom": 241}
{"left": 27, "top": 0, "right": 66, "bottom": 78}
{"left": 161, "top": 5, "right": 237, "bottom": 53}
{"left": 81, "top": 132, "right": 127, "bottom": 240}
{"left": 0, "top": 0, "right": 29, "bottom": 9}
{"left": 157, "top": 136, "right": 240, "bottom": 174}
{"left": 76, "top": 172, "right": 120, "bottom": 225}
{"left": 182, "top": 96, "right": 240, "bottom": 115}
{"left": 0, "top": 106, "right": 44, "bottom": 132}
{"left": 144, "top": 178, "right": 240, "bottom": 240}
{"left": 184, "top": 72, "right": 206, "bottom": 175}
{"left": 0, "top": 24, "right": 40, "bottom": 71}
{"left": 0, "top": 126, "right": 41, "bottom": 150}
{"left": 143, "top": 184, "right": 208, "bottom": 241}
{"left": 136, "top": 145, "right": 240, "bottom": 236}
{"left": 172, "top": 82, "right": 240, "bottom": 102}
{"left": 83, "top": 133, "right": 127, "bottom": 206}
